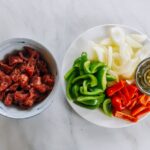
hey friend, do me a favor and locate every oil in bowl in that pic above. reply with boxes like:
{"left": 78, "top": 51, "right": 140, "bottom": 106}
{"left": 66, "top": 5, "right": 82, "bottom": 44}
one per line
{"left": 136, "top": 57, "right": 150, "bottom": 95}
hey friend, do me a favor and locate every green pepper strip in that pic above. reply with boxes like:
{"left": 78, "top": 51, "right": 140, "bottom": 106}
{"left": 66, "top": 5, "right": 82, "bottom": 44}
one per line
{"left": 79, "top": 99, "right": 99, "bottom": 106}
{"left": 97, "top": 67, "right": 108, "bottom": 90}
{"left": 74, "top": 101, "right": 99, "bottom": 109}
{"left": 73, "top": 57, "right": 81, "bottom": 68}
{"left": 83, "top": 80, "right": 88, "bottom": 92}
{"left": 80, "top": 87, "right": 103, "bottom": 96}
{"left": 64, "top": 68, "right": 76, "bottom": 81}
{"left": 72, "top": 74, "right": 97, "bottom": 87}
{"left": 72, "top": 84, "right": 80, "bottom": 98}
{"left": 74, "top": 94, "right": 105, "bottom": 109}
{"left": 106, "top": 74, "right": 116, "bottom": 81}
{"left": 102, "top": 99, "right": 112, "bottom": 117}
{"left": 66, "top": 72, "right": 77, "bottom": 100}
{"left": 83, "top": 60, "right": 105, "bottom": 74}
{"left": 83, "top": 60, "right": 91, "bottom": 73}
{"left": 73, "top": 52, "right": 88, "bottom": 75}
{"left": 90, "top": 61, "right": 105, "bottom": 73}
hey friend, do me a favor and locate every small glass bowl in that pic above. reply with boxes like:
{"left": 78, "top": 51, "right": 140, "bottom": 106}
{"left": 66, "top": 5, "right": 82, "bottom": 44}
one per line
{"left": 135, "top": 57, "right": 150, "bottom": 95}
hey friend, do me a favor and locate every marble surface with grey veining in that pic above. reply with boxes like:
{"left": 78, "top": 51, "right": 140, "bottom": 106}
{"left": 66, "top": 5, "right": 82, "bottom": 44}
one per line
{"left": 0, "top": 0, "right": 150, "bottom": 149}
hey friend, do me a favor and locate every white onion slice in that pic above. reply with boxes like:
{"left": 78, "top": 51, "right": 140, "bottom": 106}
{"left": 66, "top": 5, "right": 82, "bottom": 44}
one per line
{"left": 126, "top": 36, "right": 143, "bottom": 49}
{"left": 136, "top": 43, "right": 150, "bottom": 60}
{"left": 110, "top": 27, "right": 125, "bottom": 45}
{"left": 107, "top": 46, "right": 113, "bottom": 68}
{"left": 130, "top": 34, "right": 147, "bottom": 43}
{"left": 92, "top": 45, "right": 107, "bottom": 62}
{"left": 99, "top": 38, "right": 112, "bottom": 46}
{"left": 119, "top": 43, "right": 132, "bottom": 63}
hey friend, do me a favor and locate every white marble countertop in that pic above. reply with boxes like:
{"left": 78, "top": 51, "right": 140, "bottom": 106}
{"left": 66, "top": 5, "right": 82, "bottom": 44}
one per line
{"left": 0, "top": 0, "right": 150, "bottom": 150}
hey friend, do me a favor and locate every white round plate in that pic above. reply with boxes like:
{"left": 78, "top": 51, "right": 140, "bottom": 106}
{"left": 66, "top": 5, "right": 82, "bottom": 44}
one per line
{"left": 61, "top": 24, "right": 150, "bottom": 128}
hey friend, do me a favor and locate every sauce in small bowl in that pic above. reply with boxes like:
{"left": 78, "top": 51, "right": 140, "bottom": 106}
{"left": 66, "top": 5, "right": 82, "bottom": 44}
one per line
{"left": 136, "top": 57, "right": 150, "bottom": 95}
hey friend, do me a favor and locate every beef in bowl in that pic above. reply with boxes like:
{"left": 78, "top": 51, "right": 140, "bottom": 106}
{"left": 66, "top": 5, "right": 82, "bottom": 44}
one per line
{"left": 0, "top": 46, "right": 54, "bottom": 109}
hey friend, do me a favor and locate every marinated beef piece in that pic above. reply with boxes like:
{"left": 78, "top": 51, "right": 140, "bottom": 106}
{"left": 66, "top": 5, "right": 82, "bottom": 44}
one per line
{"left": 0, "top": 71, "right": 12, "bottom": 92}
{"left": 11, "top": 68, "right": 21, "bottom": 82}
{"left": 42, "top": 74, "right": 54, "bottom": 85}
{"left": 31, "top": 76, "right": 42, "bottom": 86}
{"left": 34, "top": 84, "right": 51, "bottom": 93}
{"left": 37, "top": 60, "right": 48, "bottom": 74}
{"left": 14, "top": 91, "right": 29, "bottom": 103}
{"left": 19, "top": 74, "right": 29, "bottom": 88}
{"left": 9, "top": 56, "right": 23, "bottom": 66}
{"left": 4, "top": 93, "right": 13, "bottom": 106}
{"left": 0, "top": 91, "right": 5, "bottom": 101}
{"left": 24, "top": 46, "right": 39, "bottom": 60}
{"left": 24, "top": 58, "right": 36, "bottom": 77}
{"left": 0, "top": 61, "right": 13, "bottom": 74}
{"left": 8, "top": 83, "right": 19, "bottom": 92}
{"left": 21, "top": 88, "right": 39, "bottom": 108}
{"left": 18, "top": 51, "right": 28, "bottom": 61}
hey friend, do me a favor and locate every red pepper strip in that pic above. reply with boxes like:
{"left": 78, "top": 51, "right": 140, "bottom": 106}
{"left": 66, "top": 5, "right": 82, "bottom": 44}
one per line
{"left": 126, "top": 100, "right": 131, "bottom": 107}
{"left": 131, "top": 106, "right": 147, "bottom": 116}
{"left": 133, "top": 91, "right": 139, "bottom": 99}
{"left": 146, "top": 96, "right": 150, "bottom": 104}
{"left": 128, "top": 99, "right": 137, "bottom": 110}
{"left": 106, "top": 80, "right": 125, "bottom": 97}
{"left": 111, "top": 95, "right": 125, "bottom": 111}
{"left": 145, "top": 96, "right": 150, "bottom": 107}
{"left": 114, "top": 111, "right": 137, "bottom": 122}
{"left": 135, "top": 108, "right": 150, "bottom": 119}
{"left": 121, "top": 86, "right": 130, "bottom": 105}
{"left": 138, "top": 95, "right": 147, "bottom": 106}
{"left": 126, "top": 85, "right": 138, "bottom": 99}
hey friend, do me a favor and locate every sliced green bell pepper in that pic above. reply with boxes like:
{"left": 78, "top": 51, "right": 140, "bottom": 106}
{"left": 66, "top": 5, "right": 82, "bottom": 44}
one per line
{"left": 73, "top": 52, "right": 88, "bottom": 75}
{"left": 83, "top": 60, "right": 105, "bottom": 74}
{"left": 78, "top": 98, "right": 99, "bottom": 106}
{"left": 83, "top": 60, "right": 91, "bottom": 73}
{"left": 77, "top": 94, "right": 105, "bottom": 105}
{"left": 83, "top": 80, "right": 88, "bottom": 92}
{"left": 74, "top": 94, "right": 105, "bottom": 109}
{"left": 66, "top": 72, "right": 77, "bottom": 100}
{"left": 80, "top": 87, "right": 103, "bottom": 96}
{"left": 90, "top": 61, "right": 105, "bottom": 73}
{"left": 106, "top": 74, "right": 116, "bottom": 81}
{"left": 102, "top": 99, "right": 112, "bottom": 117}
{"left": 72, "top": 84, "right": 80, "bottom": 98}
{"left": 74, "top": 101, "right": 100, "bottom": 109}
{"left": 72, "top": 74, "right": 97, "bottom": 87}
{"left": 97, "top": 67, "right": 108, "bottom": 90}
{"left": 64, "top": 68, "right": 76, "bottom": 81}
{"left": 73, "top": 57, "right": 81, "bottom": 68}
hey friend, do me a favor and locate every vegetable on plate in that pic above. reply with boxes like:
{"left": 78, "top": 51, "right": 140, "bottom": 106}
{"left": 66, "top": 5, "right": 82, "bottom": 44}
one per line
{"left": 106, "top": 80, "right": 150, "bottom": 122}
{"left": 64, "top": 26, "right": 150, "bottom": 123}
{"left": 64, "top": 52, "right": 115, "bottom": 115}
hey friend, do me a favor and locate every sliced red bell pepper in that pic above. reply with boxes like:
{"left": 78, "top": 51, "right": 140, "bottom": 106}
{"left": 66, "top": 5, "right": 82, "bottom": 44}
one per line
{"left": 128, "top": 99, "right": 137, "bottom": 110}
{"left": 108, "top": 80, "right": 150, "bottom": 122}
{"left": 131, "top": 106, "right": 147, "bottom": 116}
{"left": 133, "top": 91, "right": 139, "bottom": 99}
{"left": 135, "top": 108, "right": 150, "bottom": 118}
{"left": 146, "top": 96, "right": 150, "bottom": 104}
{"left": 126, "top": 84, "right": 138, "bottom": 99}
{"left": 111, "top": 95, "right": 125, "bottom": 111}
{"left": 106, "top": 80, "right": 125, "bottom": 97}
{"left": 114, "top": 111, "right": 137, "bottom": 122}
{"left": 138, "top": 95, "right": 147, "bottom": 106}
{"left": 121, "top": 86, "right": 130, "bottom": 105}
